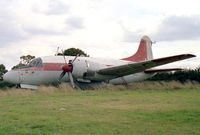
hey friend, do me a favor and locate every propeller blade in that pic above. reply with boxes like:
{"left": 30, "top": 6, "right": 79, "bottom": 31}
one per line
{"left": 68, "top": 72, "right": 75, "bottom": 88}
{"left": 56, "top": 47, "right": 59, "bottom": 56}
{"left": 71, "top": 54, "right": 79, "bottom": 63}
{"left": 62, "top": 49, "right": 67, "bottom": 63}
{"left": 58, "top": 71, "right": 66, "bottom": 82}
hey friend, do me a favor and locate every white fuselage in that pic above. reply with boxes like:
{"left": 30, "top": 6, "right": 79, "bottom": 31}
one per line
{"left": 3, "top": 56, "right": 154, "bottom": 86}
{"left": 3, "top": 35, "right": 195, "bottom": 89}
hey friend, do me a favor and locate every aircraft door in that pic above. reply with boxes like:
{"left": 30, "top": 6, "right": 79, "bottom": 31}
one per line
{"left": 84, "top": 60, "right": 96, "bottom": 78}
{"left": 18, "top": 71, "right": 25, "bottom": 83}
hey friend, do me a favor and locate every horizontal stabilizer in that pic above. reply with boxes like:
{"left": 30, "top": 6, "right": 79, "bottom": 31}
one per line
{"left": 98, "top": 54, "right": 195, "bottom": 77}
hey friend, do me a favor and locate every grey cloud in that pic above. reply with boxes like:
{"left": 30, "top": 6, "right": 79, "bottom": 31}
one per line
{"left": 0, "top": 23, "right": 27, "bottom": 47}
{"left": 33, "top": 0, "right": 70, "bottom": 15}
{"left": 0, "top": 13, "right": 27, "bottom": 47}
{"left": 152, "top": 15, "right": 200, "bottom": 41}
{"left": 46, "top": 0, "right": 69, "bottom": 15}
{"left": 120, "top": 22, "right": 144, "bottom": 42}
{"left": 22, "top": 17, "right": 85, "bottom": 36}
{"left": 24, "top": 27, "right": 67, "bottom": 36}
{"left": 26, "top": 28, "right": 51, "bottom": 35}
{"left": 122, "top": 30, "right": 143, "bottom": 42}
{"left": 0, "top": 1, "right": 69, "bottom": 43}
{"left": 66, "top": 17, "right": 84, "bottom": 29}
{"left": 23, "top": 17, "right": 84, "bottom": 36}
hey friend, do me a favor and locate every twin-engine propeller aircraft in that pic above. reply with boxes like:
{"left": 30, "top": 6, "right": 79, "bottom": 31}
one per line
{"left": 3, "top": 36, "right": 195, "bottom": 89}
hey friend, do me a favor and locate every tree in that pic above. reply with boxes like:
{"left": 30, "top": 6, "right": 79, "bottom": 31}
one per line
{"left": 148, "top": 68, "right": 200, "bottom": 83}
{"left": 0, "top": 64, "right": 15, "bottom": 88}
{"left": 58, "top": 48, "right": 89, "bottom": 57}
{"left": 0, "top": 64, "right": 7, "bottom": 81}
{"left": 20, "top": 55, "right": 35, "bottom": 65}
{"left": 12, "top": 63, "right": 26, "bottom": 70}
{"left": 12, "top": 55, "right": 35, "bottom": 69}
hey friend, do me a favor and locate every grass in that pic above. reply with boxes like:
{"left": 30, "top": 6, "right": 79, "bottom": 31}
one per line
{"left": 0, "top": 81, "right": 200, "bottom": 135}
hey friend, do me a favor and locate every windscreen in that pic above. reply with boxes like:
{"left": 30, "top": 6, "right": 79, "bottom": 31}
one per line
{"left": 29, "top": 58, "right": 43, "bottom": 67}
{"left": 13, "top": 58, "right": 43, "bottom": 69}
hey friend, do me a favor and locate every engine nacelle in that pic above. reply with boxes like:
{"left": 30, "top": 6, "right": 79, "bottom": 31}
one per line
{"left": 72, "top": 60, "right": 88, "bottom": 78}
{"left": 72, "top": 59, "right": 113, "bottom": 81}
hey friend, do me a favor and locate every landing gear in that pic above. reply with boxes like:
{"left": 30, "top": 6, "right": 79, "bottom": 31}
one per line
{"left": 16, "top": 84, "right": 21, "bottom": 88}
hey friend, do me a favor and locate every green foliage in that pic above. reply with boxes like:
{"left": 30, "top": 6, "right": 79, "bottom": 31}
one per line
{"left": 0, "top": 64, "right": 7, "bottom": 81}
{"left": 0, "top": 81, "right": 15, "bottom": 89}
{"left": 149, "top": 68, "right": 200, "bottom": 83}
{"left": 12, "top": 55, "right": 35, "bottom": 69}
{"left": 0, "top": 64, "right": 15, "bottom": 88}
{"left": 11, "top": 63, "right": 26, "bottom": 70}
{"left": 58, "top": 48, "right": 89, "bottom": 56}
{"left": 20, "top": 55, "right": 35, "bottom": 65}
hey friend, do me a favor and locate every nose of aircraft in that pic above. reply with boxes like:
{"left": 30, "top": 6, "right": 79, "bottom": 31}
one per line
{"left": 3, "top": 72, "right": 10, "bottom": 82}
{"left": 3, "top": 71, "right": 19, "bottom": 84}
{"left": 3, "top": 72, "right": 7, "bottom": 81}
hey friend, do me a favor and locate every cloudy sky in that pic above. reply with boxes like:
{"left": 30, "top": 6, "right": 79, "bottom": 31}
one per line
{"left": 0, "top": 0, "right": 200, "bottom": 69}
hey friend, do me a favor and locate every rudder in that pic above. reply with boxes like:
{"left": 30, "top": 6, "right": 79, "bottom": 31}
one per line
{"left": 121, "top": 35, "right": 153, "bottom": 62}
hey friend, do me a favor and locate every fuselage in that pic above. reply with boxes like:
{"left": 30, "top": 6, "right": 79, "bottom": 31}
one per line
{"left": 3, "top": 35, "right": 196, "bottom": 89}
{"left": 3, "top": 55, "right": 154, "bottom": 86}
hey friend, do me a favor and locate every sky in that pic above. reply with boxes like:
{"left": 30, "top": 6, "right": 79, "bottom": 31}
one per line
{"left": 0, "top": 0, "right": 200, "bottom": 70}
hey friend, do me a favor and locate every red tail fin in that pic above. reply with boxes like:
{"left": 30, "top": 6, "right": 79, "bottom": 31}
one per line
{"left": 121, "top": 35, "right": 153, "bottom": 62}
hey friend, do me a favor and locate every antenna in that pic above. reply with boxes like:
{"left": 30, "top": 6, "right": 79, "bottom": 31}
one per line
{"left": 55, "top": 47, "right": 60, "bottom": 56}
{"left": 152, "top": 41, "right": 156, "bottom": 44}
{"left": 62, "top": 49, "right": 67, "bottom": 63}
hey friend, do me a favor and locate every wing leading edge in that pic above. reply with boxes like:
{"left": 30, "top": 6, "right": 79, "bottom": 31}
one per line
{"left": 97, "top": 54, "right": 195, "bottom": 77}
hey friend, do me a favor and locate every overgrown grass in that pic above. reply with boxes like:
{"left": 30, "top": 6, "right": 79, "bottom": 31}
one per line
{"left": 0, "top": 81, "right": 200, "bottom": 135}
{"left": 129, "top": 81, "right": 200, "bottom": 90}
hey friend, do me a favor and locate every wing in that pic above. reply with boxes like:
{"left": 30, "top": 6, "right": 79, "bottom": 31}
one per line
{"left": 97, "top": 54, "right": 195, "bottom": 77}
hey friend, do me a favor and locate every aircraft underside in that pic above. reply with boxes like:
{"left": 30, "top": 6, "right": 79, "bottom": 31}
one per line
{"left": 13, "top": 70, "right": 154, "bottom": 89}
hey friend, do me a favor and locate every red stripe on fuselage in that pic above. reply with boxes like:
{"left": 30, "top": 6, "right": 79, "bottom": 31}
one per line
{"left": 13, "top": 63, "right": 64, "bottom": 71}
{"left": 14, "top": 67, "right": 43, "bottom": 71}
{"left": 43, "top": 63, "right": 62, "bottom": 71}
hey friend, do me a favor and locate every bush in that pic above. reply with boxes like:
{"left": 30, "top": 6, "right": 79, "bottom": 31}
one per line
{"left": 0, "top": 81, "right": 15, "bottom": 90}
{"left": 149, "top": 69, "right": 200, "bottom": 83}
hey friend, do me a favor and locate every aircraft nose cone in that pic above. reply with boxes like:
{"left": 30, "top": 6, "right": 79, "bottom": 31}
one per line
{"left": 3, "top": 71, "right": 19, "bottom": 84}
{"left": 3, "top": 72, "right": 10, "bottom": 82}
{"left": 3, "top": 73, "right": 7, "bottom": 81}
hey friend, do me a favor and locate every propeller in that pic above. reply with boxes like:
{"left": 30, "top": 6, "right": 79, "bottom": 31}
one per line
{"left": 58, "top": 53, "right": 79, "bottom": 88}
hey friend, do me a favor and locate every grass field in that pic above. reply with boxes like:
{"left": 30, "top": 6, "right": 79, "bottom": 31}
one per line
{"left": 0, "top": 82, "right": 200, "bottom": 135}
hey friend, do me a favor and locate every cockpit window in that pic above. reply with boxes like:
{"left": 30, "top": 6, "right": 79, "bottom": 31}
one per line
{"left": 29, "top": 58, "right": 43, "bottom": 67}
{"left": 13, "top": 58, "right": 43, "bottom": 70}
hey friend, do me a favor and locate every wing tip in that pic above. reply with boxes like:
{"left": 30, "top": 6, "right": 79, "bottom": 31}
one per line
{"left": 185, "top": 54, "right": 196, "bottom": 58}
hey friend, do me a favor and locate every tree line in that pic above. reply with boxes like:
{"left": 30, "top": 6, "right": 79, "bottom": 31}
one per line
{"left": 148, "top": 68, "right": 200, "bottom": 83}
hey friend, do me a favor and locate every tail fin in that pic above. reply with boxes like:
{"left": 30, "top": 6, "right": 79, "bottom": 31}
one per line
{"left": 121, "top": 35, "right": 153, "bottom": 62}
